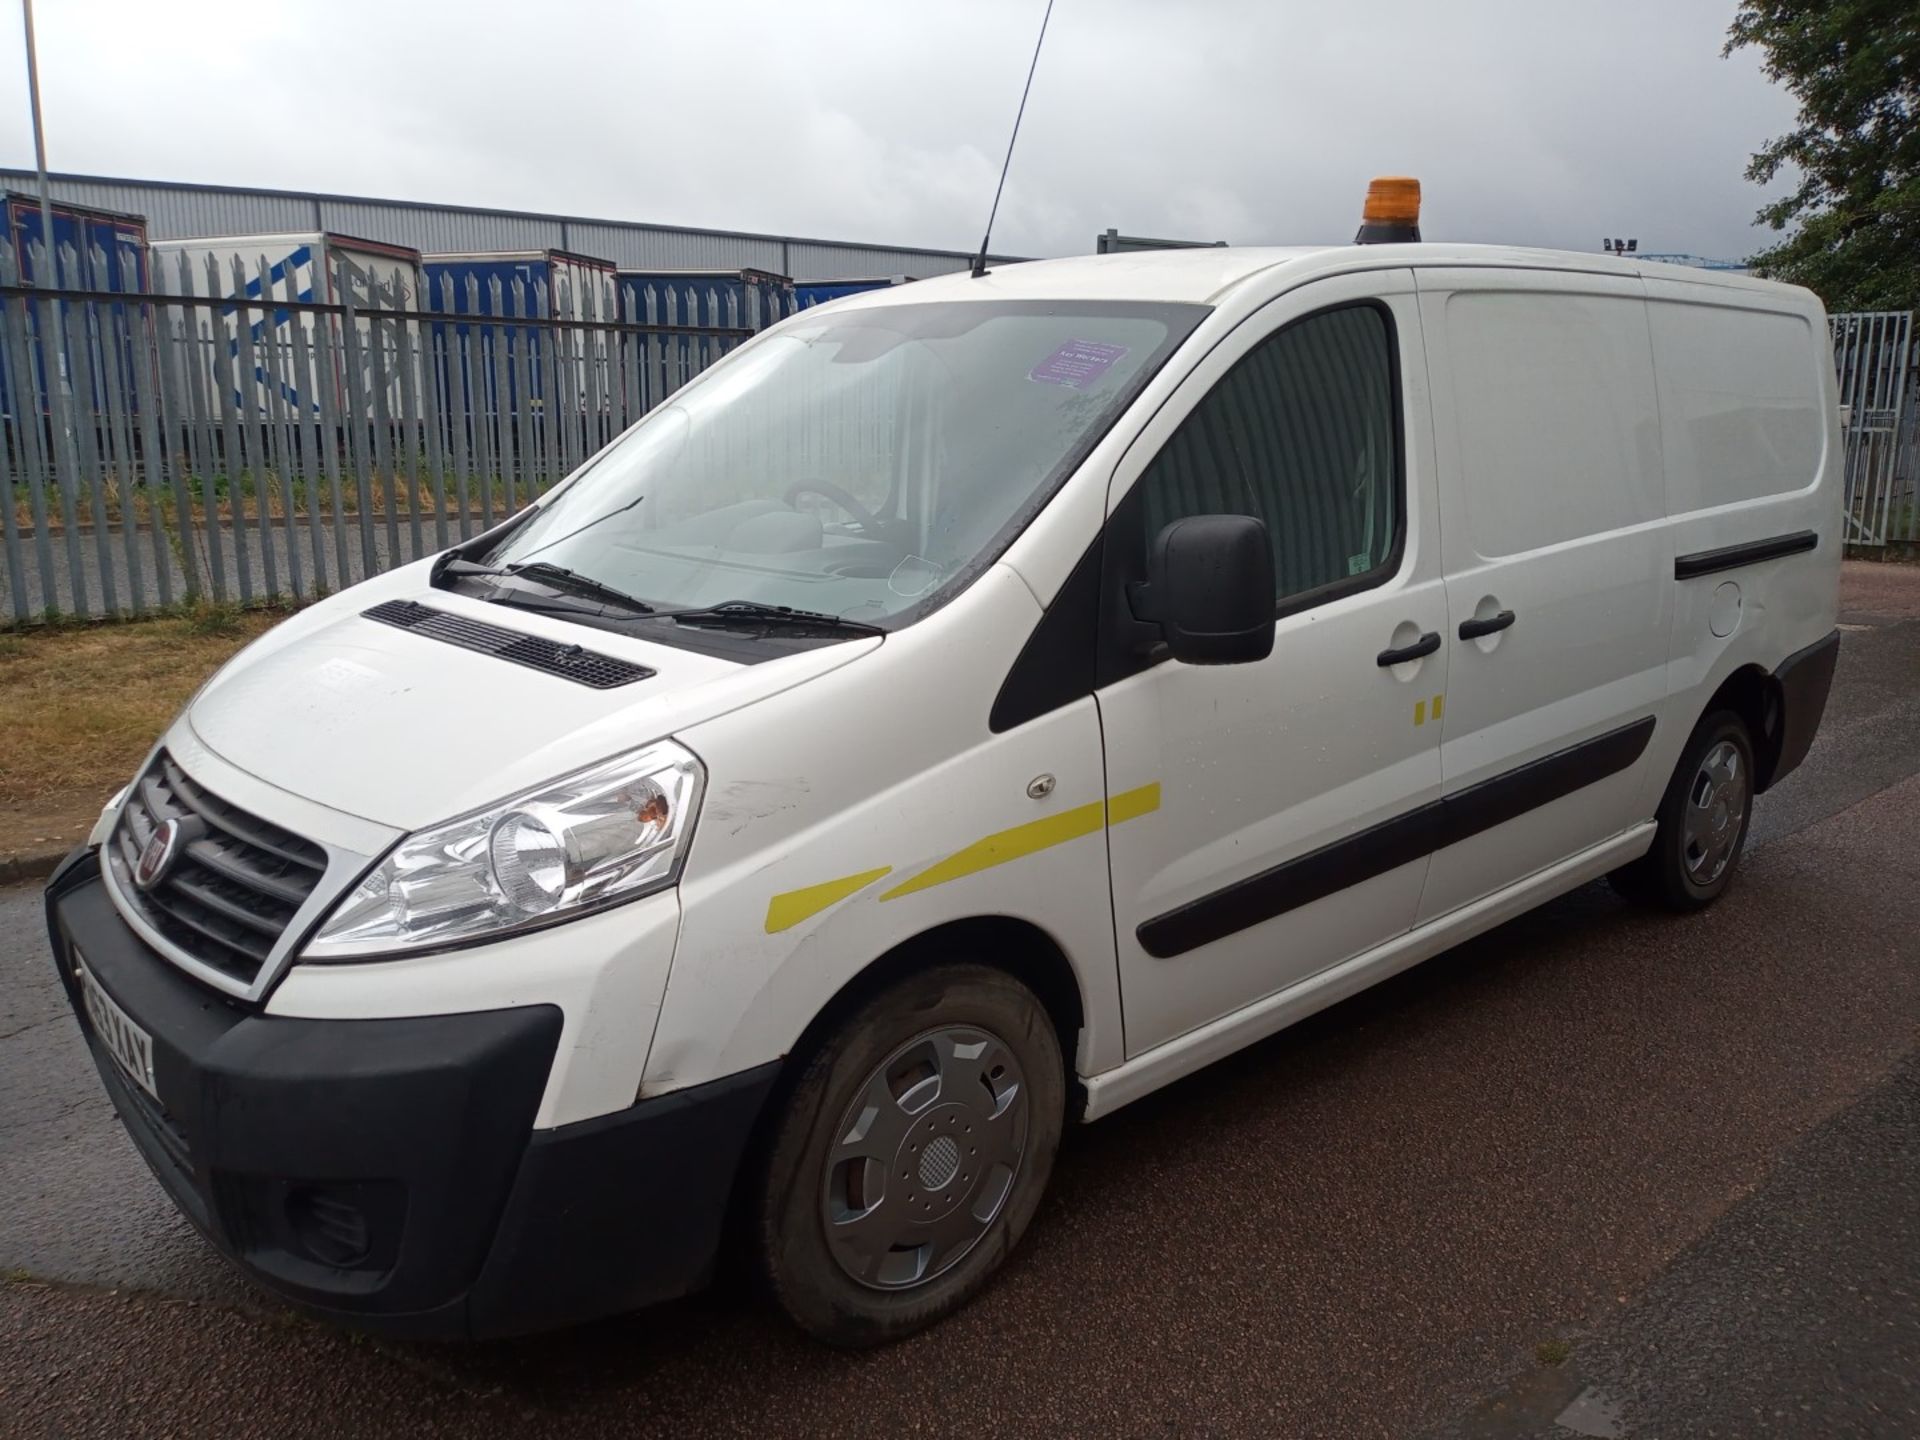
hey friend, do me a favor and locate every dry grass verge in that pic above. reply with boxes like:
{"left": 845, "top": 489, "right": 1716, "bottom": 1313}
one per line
{"left": 0, "top": 610, "right": 283, "bottom": 859}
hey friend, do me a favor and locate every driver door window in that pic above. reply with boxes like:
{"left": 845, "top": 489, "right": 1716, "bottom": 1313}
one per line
{"left": 1138, "top": 303, "right": 1399, "bottom": 613}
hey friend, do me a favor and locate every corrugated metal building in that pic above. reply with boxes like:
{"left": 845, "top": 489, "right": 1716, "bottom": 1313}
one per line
{"left": 0, "top": 169, "right": 1023, "bottom": 281}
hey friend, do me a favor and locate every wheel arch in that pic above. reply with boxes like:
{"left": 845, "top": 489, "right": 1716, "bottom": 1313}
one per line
{"left": 1700, "top": 662, "right": 1787, "bottom": 791}
{"left": 778, "top": 915, "right": 1088, "bottom": 1106}
{"left": 722, "top": 915, "right": 1091, "bottom": 1259}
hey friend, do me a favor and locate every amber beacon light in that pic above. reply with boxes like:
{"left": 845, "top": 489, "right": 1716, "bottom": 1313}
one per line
{"left": 1354, "top": 176, "right": 1422, "bottom": 244}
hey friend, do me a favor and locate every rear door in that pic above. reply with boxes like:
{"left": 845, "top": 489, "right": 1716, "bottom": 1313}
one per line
{"left": 1413, "top": 269, "right": 1672, "bottom": 923}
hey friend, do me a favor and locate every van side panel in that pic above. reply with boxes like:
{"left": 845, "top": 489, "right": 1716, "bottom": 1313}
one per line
{"left": 1413, "top": 271, "right": 1673, "bottom": 924}
{"left": 1641, "top": 276, "right": 1842, "bottom": 793}
{"left": 651, "top": 566, "right": 1127, "bottom": 1096}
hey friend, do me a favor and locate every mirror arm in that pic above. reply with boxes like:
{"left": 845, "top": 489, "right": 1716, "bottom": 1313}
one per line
{"left": 1123, "top": 580, "right": 1168, "bottom": 657}
{"left": 1125, "top": 579, "right": 1160, "bottom": 622}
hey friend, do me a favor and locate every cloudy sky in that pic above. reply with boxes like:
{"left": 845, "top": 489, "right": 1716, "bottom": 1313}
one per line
{"left": 1, "top": 0, "right": 1797, "bottom": 262}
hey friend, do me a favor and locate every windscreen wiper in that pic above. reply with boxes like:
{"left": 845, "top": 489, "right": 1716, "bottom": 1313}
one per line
{"left": 653, "top": 600, "right": 885, "bottom": 635}
{"left": 438, "top": 557, "right": 657, "bottom": 617}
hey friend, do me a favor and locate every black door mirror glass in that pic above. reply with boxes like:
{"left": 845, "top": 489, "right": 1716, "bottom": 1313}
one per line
{"left": 1141, "top": 514, "right": 1275, "bottom": 665}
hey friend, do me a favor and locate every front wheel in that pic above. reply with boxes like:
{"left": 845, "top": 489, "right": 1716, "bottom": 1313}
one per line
{"left": 754, "top": 963, "right": 1064, "bottom": 1347}
{"left": 1611, "top": 709, "right": 1756, "bottom": 911}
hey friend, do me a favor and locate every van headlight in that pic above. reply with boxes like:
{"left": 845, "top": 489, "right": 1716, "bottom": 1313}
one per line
{"left": 304, "top": 740, "right": 704, "bottom": 960}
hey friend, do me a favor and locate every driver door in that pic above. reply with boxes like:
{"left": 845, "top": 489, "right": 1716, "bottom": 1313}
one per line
{"left": 1097, "top": 272, "right": 1450, "bottom": 1055}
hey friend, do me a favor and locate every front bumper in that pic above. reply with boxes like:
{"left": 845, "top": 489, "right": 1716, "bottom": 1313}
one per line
{"left": 44, "top": 852, "right": 779, "bottom": 1339}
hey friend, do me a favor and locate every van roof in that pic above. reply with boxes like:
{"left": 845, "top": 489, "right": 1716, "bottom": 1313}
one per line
{"left": 835, "top": 243, "right": 1798, "bottom": 309}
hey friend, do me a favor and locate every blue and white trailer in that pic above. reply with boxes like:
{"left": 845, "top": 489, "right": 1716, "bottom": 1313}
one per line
{"left": 423, "top": 249, "right": 617, "bottom": 323}
{"left": 422, "top": 250, "right": 619, "bottom": 421}
{"left": 615, "top": 268, "right": 796, "bottom": 333}
{"left": 150, "top": 231, "right": 426, "bottom": 417}
{"left": 5, "top": 192, "right": 150, "bottom": 291}
{"left": 1, "top": 194, "right": 152, "bottom": 421}
{"left": 613, "top": 270, "right": 794, "bottom": 415}
{"left": 793, "top": 275, "right": 909, "bottom": 310}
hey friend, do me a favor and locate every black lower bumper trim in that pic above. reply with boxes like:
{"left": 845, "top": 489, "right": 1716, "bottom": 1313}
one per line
{"left": 45, "top": 859, "right": 782, "bottom": 1338}
{"left": 1767, "top": 628, "right": 1840, "bottom": 788}
{"left": 468, "top": 1061, "right": 781, "bottom": 1338}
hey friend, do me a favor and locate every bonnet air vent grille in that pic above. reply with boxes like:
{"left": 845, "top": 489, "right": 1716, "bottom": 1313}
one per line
{"left": 362, "top": 599, "right": 655, "bottom": 689}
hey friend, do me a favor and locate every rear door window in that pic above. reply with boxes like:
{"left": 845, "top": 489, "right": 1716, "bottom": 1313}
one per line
{"left": 1444, "top": 290, "right": 1665, "bottom": 556}
{"left": 1646, "top": 300, "right": 1823, "bottom": 513}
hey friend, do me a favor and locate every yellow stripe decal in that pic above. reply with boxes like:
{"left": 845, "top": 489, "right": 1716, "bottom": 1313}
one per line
{"left": 1414, "top": 698, "right": 1427, "bottom": 727}
{"left": 879, "top": 782, "right": 1162, "bottom": 902}
{"left": 1108, "top": 781, "right": 1162, "bottom": 824}
{"left": 1432, "top": 693, "right": 1445, "bottom": 721}
{"left": 765, "top": 866, "right": 893, "bottom": 934}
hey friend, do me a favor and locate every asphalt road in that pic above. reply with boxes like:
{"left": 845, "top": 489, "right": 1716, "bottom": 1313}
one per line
{"left": 2, "top": 564, "right": 1917, "bottom": 1438}
{"left": 1433, "top": 1050, "right": 1920, "bottom": 1440}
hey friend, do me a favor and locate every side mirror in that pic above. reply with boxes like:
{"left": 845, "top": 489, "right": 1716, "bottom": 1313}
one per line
{"left": 1133, "top": 514, "right": 1275, "bottom": 665}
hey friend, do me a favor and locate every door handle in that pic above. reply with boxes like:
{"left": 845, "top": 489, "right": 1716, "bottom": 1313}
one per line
{"left": 1458, "top": 609, "right": 1516, "bottom": 641}
{"left": 1376, "top": 631, "right": 1441, "bottom": 667}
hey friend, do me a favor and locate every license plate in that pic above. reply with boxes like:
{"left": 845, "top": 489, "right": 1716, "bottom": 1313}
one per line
{"left": 74, "top": 954, "right": 159, "bottom": 1102}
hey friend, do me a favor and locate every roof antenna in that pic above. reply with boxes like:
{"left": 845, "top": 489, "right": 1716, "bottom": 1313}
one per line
{"left": 972, "top": 0, "right": 1056, "bottom": 278}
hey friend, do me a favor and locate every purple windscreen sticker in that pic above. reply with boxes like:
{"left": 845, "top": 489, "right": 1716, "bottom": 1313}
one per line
{"left": 1029, "top": 339, "right": 1130, "bottom": 389}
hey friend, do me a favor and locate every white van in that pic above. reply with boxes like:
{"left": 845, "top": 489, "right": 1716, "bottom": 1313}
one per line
{"left": 47, "top": 183, "right": 1842, "bottom": 1346}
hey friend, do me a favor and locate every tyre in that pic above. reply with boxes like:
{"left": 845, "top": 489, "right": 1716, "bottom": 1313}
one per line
{"left": 1610, "top": 709, "right": 1756, "bottom": 912}
{"left": 754, "top": 963, "right": 1065, "bottom": 1347}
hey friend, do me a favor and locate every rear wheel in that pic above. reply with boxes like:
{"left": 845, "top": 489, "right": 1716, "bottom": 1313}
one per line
{"left": 1611, "top": 709, "right": 1756, "bottom": 911}
{"left": 755, "top": 963, "right": 1064, "bottom": 1346}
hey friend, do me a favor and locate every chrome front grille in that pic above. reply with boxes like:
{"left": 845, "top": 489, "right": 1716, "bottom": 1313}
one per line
{"left": 109, "top": 751, "right": 329, "bottom": 989}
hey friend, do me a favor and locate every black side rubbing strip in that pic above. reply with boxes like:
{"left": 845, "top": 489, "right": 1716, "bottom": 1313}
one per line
{"left": 1674, "top": 530, "right": 1817, "bottom": 581}
{"left": 362, "top": 600, "right": 655, "bottom": 689}
{"left": 1138, "top": 799, "right": 1444, "bottom": 959}
{"left": 1137, "top": 717, "right": 1657, "bottom": 959}
{"left": 1434, "top": 717, "right": 1654, "bottom": 847}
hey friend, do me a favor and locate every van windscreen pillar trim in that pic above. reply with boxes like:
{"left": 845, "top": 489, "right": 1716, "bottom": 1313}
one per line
{"left": 1137, "top": 717, "right": 1656, "bottom": 958}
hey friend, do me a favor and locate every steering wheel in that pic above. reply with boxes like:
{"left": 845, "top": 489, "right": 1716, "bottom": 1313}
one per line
{"left": 784, "top": 480, "right": 886, "bottom": 537}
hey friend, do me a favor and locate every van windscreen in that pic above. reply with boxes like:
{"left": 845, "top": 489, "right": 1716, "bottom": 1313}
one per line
{"left": 474, "top": 299, "right": 1205, "bottom": 633}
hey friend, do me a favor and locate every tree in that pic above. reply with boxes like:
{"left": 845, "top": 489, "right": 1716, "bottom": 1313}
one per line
{"left": 1726, "top": 0, "right": 1918, "bottom": 309}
